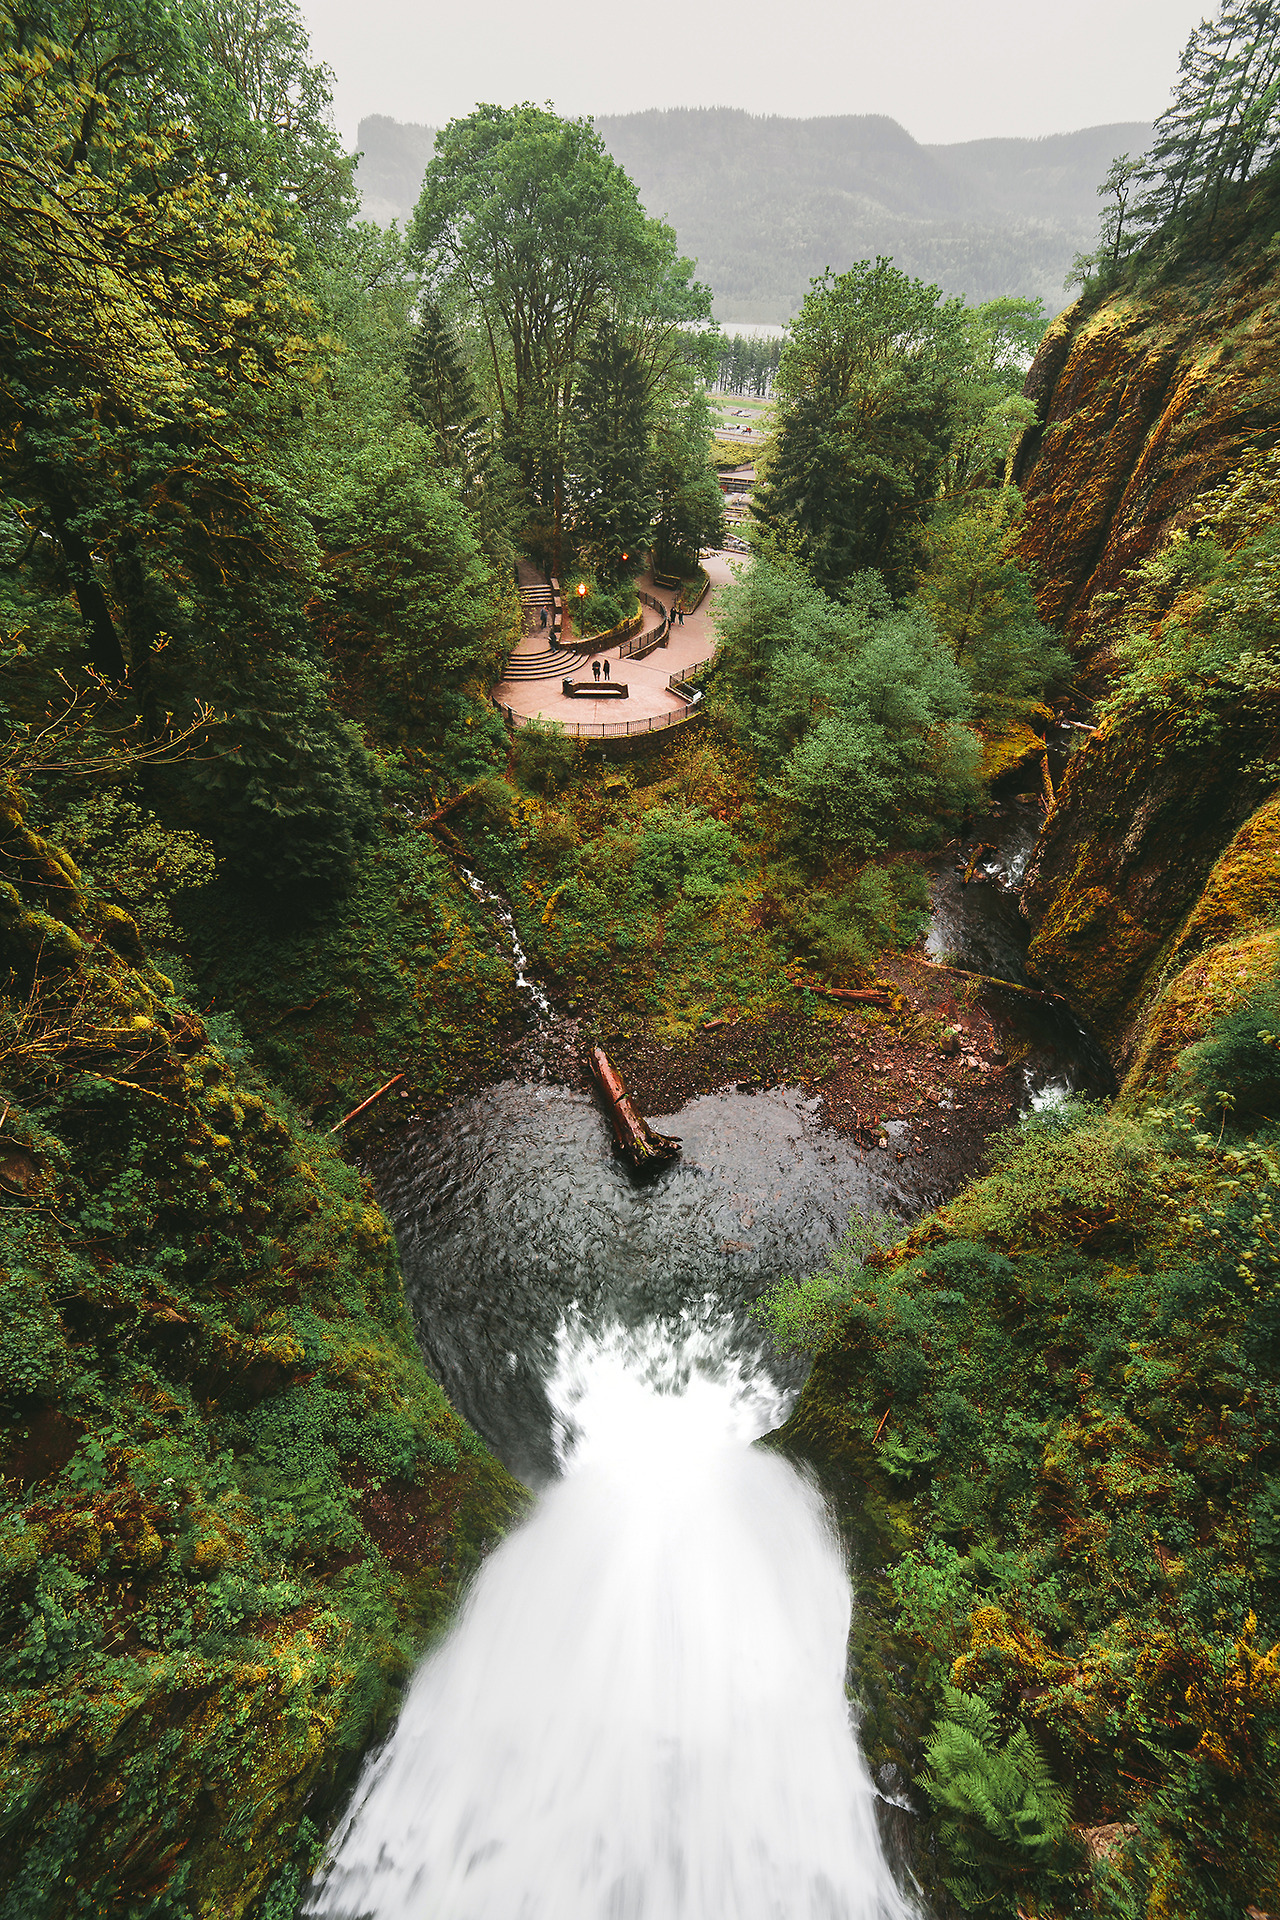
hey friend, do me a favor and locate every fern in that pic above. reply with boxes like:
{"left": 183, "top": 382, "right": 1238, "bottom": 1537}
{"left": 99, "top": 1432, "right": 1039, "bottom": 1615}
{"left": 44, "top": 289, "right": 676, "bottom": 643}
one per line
{"left": 920, "top": 1687, "right": 1073, "bottom": 1912}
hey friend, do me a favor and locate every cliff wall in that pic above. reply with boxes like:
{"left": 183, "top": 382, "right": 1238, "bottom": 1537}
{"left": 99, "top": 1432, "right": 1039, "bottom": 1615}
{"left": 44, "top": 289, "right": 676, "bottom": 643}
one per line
{"left": 1011, "top": 195, "right": 1280, "bottom": 1062}
{"left": 1012, "top": 208, "right": 1280, "bottom": 686}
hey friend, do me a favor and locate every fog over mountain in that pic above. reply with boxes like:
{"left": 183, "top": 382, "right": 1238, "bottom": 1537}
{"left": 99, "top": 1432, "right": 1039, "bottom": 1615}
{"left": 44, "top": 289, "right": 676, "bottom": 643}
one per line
{"left": 355, "top": 107, "right": 1151, "bottom": 320}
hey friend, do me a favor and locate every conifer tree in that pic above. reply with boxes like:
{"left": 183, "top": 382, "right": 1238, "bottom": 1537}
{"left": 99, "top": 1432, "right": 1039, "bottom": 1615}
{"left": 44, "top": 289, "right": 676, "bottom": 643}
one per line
{"left": 568, "top": 320, "right": 655, "bottom": 584}
{"left": 407, "top": 301, "right": 483, "bottom": 468}
{"left": 1088, "top": 0, "right": 1280, "bottom": 274}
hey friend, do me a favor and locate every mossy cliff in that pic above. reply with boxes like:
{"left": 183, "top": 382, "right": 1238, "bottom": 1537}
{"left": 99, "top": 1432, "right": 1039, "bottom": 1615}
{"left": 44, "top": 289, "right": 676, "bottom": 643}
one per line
{"left": 1010, "top": 185, "right": 1280, "bottom": 687}
{"left": 0, "top": 774, "right": 526, "bottom": 1919}
{"left": 1020, "top": 713, "right": 1272, "bottom": 1063}
{"left": 1005, "top": 190, "right": 1280, "bottom": 1064}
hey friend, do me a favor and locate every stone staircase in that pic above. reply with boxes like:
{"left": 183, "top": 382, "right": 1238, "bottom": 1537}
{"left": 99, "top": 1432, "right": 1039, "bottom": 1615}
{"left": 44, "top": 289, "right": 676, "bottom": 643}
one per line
{"left": 502, "top": 640, "right": 569, "bottom": 683}
{"left": 519, "top": 582, "right": 557, "bottom": 633}
{"left": 503, "top": 572, "right": 576, "bottom": 681}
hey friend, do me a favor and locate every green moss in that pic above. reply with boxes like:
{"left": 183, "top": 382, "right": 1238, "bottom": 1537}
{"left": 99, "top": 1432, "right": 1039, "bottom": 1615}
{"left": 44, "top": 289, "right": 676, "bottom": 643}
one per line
{"left": 1124, "top": 926, "right": 1280, "bottom": 1100}
{"left": 977, "top": 714, "right": 1047, "bottom": 785}
{"left": 0, "top": 796, "right": 526, "bottom": 1919}
{"left": 774, "top": 1023, "right": 1280, "bottom": 1917}
{"left": 1170, "top": 791, "right": 1280, "bottom": 962}
{"left": 1026, "top": 883, "right": 1160, "bottom": 1038}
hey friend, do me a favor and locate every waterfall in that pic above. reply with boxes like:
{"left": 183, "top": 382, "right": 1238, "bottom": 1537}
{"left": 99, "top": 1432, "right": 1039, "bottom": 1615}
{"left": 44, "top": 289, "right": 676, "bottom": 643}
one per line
{"left": 306, "top": 1316, "right": 912, "bottom": 1920}
{"left": 461, "top": 866, "right": 552, "bottom": 1020}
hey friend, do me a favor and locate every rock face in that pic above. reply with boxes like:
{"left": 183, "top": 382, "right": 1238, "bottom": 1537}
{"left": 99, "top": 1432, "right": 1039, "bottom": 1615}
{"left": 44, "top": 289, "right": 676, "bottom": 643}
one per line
{"left": 1011, "top": 202, "right": 1280, "bottom": 1060}
{"left": 1012, "top": 235, "right": 1280, "bottom": 688}
{"left": 1020, "top": 713, "right": 1270, "bottom": 1061}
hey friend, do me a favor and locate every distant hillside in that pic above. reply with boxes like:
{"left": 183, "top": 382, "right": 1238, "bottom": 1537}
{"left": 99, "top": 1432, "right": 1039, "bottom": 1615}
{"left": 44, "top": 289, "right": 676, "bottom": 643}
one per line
{"left": 354, "top": 109, "right": 1151, "bottom": 320}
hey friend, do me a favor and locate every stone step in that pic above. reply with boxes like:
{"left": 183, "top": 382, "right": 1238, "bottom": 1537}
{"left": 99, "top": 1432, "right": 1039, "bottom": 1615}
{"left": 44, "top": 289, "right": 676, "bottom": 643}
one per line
{"left": 501, "top": 657, "right": 566, "bottom": 681}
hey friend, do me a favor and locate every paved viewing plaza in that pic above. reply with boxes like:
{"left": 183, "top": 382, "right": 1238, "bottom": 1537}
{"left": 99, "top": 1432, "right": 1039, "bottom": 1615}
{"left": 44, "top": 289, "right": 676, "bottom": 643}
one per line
{"left": 493, "top": 551, "right": 737, "bottom": 731}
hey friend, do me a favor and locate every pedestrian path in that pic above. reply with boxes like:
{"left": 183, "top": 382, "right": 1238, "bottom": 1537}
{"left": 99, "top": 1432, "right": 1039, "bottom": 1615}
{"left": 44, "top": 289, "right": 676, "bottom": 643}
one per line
{"left": 492, "top": 552, "right": 738, "bottom": 729}
{"left": 501, "top": 581, "right": 670, "bottom": 684}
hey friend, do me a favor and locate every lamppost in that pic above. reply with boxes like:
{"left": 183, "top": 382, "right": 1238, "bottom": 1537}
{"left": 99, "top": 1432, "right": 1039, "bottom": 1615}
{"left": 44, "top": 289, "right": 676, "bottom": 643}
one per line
{"left": 577, "top": 580, "right": 587, "bottom": 635}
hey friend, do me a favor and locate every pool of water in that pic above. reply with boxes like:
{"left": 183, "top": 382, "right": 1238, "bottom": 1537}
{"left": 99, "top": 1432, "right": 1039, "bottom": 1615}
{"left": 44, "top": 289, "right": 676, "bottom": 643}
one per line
{"left": 377, "top": 1081, "right": 941, "bottom": 1485}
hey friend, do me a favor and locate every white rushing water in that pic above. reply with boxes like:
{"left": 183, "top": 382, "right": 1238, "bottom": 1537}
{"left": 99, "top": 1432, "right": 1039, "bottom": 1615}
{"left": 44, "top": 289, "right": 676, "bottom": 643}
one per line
{"left": 461, "top": 866, "right": 552, "bottom": 1020}
{"left": 306, "top": 1316, "right": 912, "bottom": 1920}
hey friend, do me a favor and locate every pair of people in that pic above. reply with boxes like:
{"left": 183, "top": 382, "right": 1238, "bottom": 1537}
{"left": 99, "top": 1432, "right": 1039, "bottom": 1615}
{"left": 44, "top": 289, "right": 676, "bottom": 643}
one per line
{"left": 591, "top": 658, "right": 611, "bottom": 682}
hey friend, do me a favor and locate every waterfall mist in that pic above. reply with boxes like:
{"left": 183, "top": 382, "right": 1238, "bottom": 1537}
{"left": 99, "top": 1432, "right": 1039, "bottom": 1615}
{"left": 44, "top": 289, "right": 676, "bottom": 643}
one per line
{"left": 306, "top": 1317, "right": 912, "bottom": 1920}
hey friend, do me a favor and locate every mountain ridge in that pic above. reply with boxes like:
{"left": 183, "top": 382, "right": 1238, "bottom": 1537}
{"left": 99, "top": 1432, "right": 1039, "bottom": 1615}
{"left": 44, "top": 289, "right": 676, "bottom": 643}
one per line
{"left": 355, "top": 108, "right": 1152, "bottom": 319}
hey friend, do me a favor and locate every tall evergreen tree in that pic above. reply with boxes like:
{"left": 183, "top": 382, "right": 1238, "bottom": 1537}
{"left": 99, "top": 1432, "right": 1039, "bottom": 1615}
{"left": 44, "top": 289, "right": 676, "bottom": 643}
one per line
{"left": 1089, "top": 0, "right": 1280, "bottom": 274}
{"left": 407, "top": 301, "right": 483, "bottom": 466}
{"left": 754, "top": 260, "right": 968, "bottom": 596}
{"left": 409, "top": 105, "right": 709, "bottom": 577}
{"left": 568, "top": 321, "right": 655, "bottom": 584}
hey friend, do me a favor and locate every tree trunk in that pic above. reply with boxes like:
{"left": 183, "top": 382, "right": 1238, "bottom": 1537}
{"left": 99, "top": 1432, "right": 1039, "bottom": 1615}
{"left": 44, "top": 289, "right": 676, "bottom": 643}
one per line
{"left": 588, "top": 1048, "right": 681, "bottom": 1168}
{"left": 112, "top": 530, "right": 163, "bottom": 728}
{"left": 50, "top": 504, "right": 128, "bottom": 681}
{"left": 787, "top": 975, "right": 894, "bottom": 1006}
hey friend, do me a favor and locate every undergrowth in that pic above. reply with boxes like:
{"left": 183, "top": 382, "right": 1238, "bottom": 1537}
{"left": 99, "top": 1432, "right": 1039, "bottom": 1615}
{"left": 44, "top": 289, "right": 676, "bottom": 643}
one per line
{"left": 772, "top": 987, "right": 1280, "bottom": 1919}
{"left": 0, "top": 769, "right": 525, "bottom": 1918}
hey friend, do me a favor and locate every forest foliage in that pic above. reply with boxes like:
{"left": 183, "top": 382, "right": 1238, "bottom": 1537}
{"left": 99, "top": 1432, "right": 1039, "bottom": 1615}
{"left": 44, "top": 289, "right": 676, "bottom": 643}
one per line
{"left": 766, "top": 1049, "right": 1280, "bottom": 1919}
{"left": 1079, "top": 0, "right": 1280, "bottom": 284}
{"left": 4, "top": 0, "right": 1277, "bottom": 1915}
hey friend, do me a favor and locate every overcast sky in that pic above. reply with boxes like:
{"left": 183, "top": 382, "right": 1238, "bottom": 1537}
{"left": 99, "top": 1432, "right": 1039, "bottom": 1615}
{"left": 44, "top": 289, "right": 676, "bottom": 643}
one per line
{"left": 300, "top": 0, "right": 1208, "bottom": 150}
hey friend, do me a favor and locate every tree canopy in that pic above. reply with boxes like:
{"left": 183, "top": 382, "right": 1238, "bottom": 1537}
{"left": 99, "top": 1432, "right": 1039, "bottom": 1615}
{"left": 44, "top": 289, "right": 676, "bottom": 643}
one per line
{"left": 1080, "top": 0, "right": 1280, "bottom": 278}
{"left": 409, "top": 103, "right": 713, "bottom": 573}
{"left": 752, "top": 261, "right": 1043, "bottom": 595}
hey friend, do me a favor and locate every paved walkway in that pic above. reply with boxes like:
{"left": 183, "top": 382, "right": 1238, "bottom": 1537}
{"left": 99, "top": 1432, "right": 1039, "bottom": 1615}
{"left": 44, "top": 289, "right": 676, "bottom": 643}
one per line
{"left": 492, "top": 552, "right": 738, "bottom": 727}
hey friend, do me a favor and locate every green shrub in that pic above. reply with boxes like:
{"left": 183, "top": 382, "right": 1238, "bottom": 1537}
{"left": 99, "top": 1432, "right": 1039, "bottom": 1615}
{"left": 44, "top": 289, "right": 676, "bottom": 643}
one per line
{"left": 0, "top": 1272, "right": 68, "bottom": 1405}
{"left": 787, "top": 863, "right": 929, "bottom": 977}
{"left": 1173, "top": 980, "right": 1280, "bottom": 1125}
{"left": 753, "top": 1210, "right": 902, "bottom": 1353}
{"left": 513, "top": 718, "right": 577, "bottom": 797}
{"left": 54, "top": 793, "right": 215, "bottom": 945}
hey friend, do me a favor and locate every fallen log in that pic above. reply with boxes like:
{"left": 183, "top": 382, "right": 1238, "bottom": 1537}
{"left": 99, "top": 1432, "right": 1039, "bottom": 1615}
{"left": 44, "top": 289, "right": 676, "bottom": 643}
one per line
{"left": 786, "top": 975, "right": 894, "bottom": 1007}
{"left": 417, "top": 786, "right": 476, "bottom": 830}
{"left": 962, "top": 844, "right": 995, "bottom": 885}
{"left": 327, "top": 1073, "right": 404, "bottom": 1134}
{"left": 588, "top": 1048, "right": 681, "bottom": 1169}
{"left": 914, "top": 955, "right": 1068, "bottom": 1010}
{"left": 1040, "top": 751, "right": 1055, "bottom": 810}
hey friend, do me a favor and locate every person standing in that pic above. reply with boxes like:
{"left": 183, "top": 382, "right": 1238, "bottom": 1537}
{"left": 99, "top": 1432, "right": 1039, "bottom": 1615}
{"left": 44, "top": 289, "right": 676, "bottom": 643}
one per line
{"left": 592, "top": 659, "right": 601, "bottom": 682}
{"left": 540, "top": 606, "right": 547, "bottom": 629}
{"left": 603, "top": 658, "right": 610, "bottom": 681}
{"left": 677, "top": 605, "right": 685, "bottom": 626}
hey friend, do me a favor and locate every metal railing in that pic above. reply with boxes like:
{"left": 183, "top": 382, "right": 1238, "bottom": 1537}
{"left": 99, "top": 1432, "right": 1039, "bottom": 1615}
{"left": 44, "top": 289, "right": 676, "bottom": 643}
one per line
{"left": 617, "top": 590, "right": 670, "bottom": 660}
{"left": 491, "top": 700, "right": 696, "bottom": 739}
{"left": 669, "top": 653, "right": 716, "bottom": 688}
{"left": 490, "top": 650, "right": 719, "bottom": 740}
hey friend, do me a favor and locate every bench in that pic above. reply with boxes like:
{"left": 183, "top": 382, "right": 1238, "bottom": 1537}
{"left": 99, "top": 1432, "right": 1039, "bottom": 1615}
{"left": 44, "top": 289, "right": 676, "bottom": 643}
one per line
{"left": 562, "top": 679, "right": 628, "bottom": 699}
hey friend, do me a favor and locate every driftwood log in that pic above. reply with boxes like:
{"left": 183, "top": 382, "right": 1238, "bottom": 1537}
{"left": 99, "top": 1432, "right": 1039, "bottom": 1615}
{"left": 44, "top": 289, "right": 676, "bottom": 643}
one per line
{"left": 787, "top": 976, "right": 895, "bottom": 1007}
{"left": 588, "top": 1048, "right": 681, "bottom": 1169}
{"left": 962, "top": 844, "right": 995, "bottom": 885}
{"left": 915, "top": 955, "right": 1069, "bottom": 1011}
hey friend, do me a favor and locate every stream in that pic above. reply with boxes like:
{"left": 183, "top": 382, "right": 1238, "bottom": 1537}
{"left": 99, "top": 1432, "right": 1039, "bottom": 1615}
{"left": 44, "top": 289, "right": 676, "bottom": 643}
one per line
{"left": 305, "top": 749, "right": 1104, "bottom": 1919}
